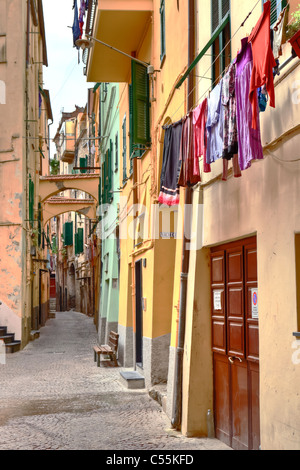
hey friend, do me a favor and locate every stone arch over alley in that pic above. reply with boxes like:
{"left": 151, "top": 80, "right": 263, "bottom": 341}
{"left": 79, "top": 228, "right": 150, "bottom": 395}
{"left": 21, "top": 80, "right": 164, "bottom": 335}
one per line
{"left": 39, "top": 174, "right": 100, "bottom": 203}
{"left": 43, "top": 197, "right": 97, "bottom": 226}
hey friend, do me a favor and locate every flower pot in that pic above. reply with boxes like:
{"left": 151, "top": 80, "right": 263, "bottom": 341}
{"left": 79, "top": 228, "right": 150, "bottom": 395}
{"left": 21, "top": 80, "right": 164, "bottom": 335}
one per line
{"left": 289, "top": 29, "right": 300, "bottom": 58}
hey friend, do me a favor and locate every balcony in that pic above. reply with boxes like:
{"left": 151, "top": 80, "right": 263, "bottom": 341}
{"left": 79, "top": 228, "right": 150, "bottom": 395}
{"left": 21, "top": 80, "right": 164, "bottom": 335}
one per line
{"left": 61, "top": 135, "right": 75, "bottom": 163}
{"left": 86, "top": 0, "right": 153, "bottom": 83}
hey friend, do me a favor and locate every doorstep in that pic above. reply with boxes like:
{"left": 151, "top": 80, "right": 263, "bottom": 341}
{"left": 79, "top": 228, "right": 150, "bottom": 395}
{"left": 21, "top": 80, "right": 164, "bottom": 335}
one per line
{"left": 119, "top": 370, "right": 145, "bottom": 390}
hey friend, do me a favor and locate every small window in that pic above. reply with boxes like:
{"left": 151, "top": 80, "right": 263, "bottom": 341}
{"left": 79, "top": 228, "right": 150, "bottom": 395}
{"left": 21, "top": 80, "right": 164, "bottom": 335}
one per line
{"left": 160, "top": 0, "right": 166, "bottom": 63}
{"left": 211, "top": 0, "right": 231, "bottom": 85}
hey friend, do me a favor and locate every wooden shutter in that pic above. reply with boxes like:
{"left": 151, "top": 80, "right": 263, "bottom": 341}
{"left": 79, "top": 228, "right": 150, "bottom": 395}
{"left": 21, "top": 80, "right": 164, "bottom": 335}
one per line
{"left": 63, "top": 221, "right": 73, "bottom": 246}
{"left": 131, "top": 60, "right": 150, "bottom": 146}
{"left": 129, "top": 84, "right": 134, "bottom": 175}
{"left": 160, "top": 0, "right": 166, "bottom": 61}
{"left": 108, "top": 140, "right": 113, "bottom": 201}
{"left": 122, "top": 116, "right": 127, "bottom": 183}
{"left": 212, "top": 0, "right": 220, "bottom": 31}
{"left": 77, "top": 228, "right": 84, "bottom": 253}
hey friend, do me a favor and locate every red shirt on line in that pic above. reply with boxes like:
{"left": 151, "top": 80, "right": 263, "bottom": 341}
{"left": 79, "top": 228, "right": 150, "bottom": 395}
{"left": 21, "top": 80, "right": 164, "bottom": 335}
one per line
{"left": 248, "top": 0, "right": 276, "bottom": 129}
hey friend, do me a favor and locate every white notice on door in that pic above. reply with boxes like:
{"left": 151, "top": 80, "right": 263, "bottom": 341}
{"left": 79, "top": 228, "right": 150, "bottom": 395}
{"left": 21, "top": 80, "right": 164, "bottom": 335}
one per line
{"left": 251, "top": 288, "right": 258, "bottom": 319}
{"left": 213, "top": 290, "right": 222, "bottom": 311}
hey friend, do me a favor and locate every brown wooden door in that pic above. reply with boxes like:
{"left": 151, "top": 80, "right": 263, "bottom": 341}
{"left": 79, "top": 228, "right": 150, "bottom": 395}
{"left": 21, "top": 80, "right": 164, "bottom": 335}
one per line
{"left": 211, "top": 237, "right": 259, "bottom": 450}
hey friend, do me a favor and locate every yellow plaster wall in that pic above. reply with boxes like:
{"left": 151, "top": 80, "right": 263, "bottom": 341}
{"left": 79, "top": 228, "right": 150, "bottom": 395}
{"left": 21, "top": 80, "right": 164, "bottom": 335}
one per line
{"left": 180, "top": 0, "right": 300, "bottom": 448}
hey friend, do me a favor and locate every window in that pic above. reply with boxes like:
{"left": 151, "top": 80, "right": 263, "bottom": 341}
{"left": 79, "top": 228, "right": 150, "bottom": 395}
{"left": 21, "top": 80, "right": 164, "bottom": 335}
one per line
{"left": 102, "top": 144, "right": 113, "bottom": 204}
{"left": 160, "top": 0, "right": 166, "bottom": 63}
{"left": 63, "top": 221, "right": 73, "bottom": 246}
{"left": 130, "top": 61, "right": 151, "bottom": 153}
{"left": 122, "top": 115, "right": 127, "bottom": 184}
{"left": 115, "top": 132, "right": 118, "bottom": 172}
{"left": 263, "top": 0, "right": 287, "bottom": 26}
{"left": 211, "top": 0, "right": 231, "bottom": 85}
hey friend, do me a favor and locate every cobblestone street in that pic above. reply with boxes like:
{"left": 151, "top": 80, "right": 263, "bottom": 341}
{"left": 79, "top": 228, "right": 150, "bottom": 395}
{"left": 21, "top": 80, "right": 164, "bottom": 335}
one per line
{"left": 0, "top": 311, "right": 231, "bottom": 451}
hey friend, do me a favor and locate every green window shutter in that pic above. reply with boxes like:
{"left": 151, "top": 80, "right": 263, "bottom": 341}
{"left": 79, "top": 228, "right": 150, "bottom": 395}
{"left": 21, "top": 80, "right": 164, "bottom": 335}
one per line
{"left": 38, "top": 202, "right": 42, "bottom": 247}
{"left": 264, "top": 0, "right": 286, "bottom": 25}
{"left": 122, "top": 116, "right": 127, "bottom": 184}
{"left": 29, "top": 175, "right": 34, "bottom": 228}
{"left": 131, "top": 60, "right": 150, "bottom": 147}
{"left": 63, "top": 221, "right": 73, "bottom": 246}
{"left": 115, "top": 132, "right": 119, "bottom": 172}
{"left": 109, "top": 140, "right": 113, "bottom": 201}
{"left": 77, "top": 228, "right": 84, "bottom": 253}
{"left": 129, "top": 84, "right": 134, "bottom": 175}
{"left": 160, "top": 0, "right": 166, "bottom": 62}
{"left": 74, "top": 232, "right": 78, "bottom": 255}
{"left": 98, "top": 176, "right": 102, "bottom": 205}
{"left": 80, "top": 157, "right": 87, "bottom": 173}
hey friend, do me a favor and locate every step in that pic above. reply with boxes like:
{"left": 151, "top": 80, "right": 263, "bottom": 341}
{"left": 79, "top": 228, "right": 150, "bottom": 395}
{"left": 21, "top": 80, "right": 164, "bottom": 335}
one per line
{"left": 30, "top": 330, "right": 40, "bottom": 341}
{"left": 0, "top": 333, "right": 15, "bottom": 344}
{"left": 119, "top": 371, "right": 145, "bottom": 390}
{"left": 0, "top": 326, "right": 7, "bottom": 336}
{"left": 5, "top": 341, "right": 21, "bottom": 354}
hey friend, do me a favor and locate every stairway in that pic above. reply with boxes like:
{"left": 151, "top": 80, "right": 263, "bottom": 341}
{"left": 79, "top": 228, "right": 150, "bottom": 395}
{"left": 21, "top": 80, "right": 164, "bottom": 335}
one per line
{"left": 0, "top": 326, "right": 21, "bottom": 354}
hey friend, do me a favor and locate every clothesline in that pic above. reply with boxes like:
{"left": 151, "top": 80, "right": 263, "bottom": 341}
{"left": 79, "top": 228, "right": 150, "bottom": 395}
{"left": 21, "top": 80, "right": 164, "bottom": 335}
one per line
{"left": 163, "top": 0, "right": 290, "bottom": 129}
{"left": 158, "top": 0, "right": 292, "bottom": 207}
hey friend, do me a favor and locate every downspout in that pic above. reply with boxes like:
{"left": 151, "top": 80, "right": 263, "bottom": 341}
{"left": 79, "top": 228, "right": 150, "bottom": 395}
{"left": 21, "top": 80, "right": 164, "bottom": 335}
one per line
{"left": 171, "top": 0, "right": 195, "bottom": 431}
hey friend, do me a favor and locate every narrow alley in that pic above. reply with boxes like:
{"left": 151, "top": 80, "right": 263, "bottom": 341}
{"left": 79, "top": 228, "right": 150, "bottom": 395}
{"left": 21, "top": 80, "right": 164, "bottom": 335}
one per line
{"left": 0, "top": 311, "right": 230, "bottom": 451}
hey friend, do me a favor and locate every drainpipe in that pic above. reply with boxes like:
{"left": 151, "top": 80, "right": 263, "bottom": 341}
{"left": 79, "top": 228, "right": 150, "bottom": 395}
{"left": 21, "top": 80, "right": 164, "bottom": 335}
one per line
{"left": 171, "top": 0, "right": 195, "bottom": 431}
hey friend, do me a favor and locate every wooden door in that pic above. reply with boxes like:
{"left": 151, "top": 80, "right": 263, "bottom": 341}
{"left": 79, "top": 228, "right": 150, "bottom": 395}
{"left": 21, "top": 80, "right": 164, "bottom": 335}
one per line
{"left": 211, "top": 237, "right": 259, "bottom": 450}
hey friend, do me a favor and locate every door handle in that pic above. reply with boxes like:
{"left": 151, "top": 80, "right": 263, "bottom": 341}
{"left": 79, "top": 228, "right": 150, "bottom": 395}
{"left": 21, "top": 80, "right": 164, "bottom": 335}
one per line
{"left": 228, "top": 356, "right": 243, "bottom": 364}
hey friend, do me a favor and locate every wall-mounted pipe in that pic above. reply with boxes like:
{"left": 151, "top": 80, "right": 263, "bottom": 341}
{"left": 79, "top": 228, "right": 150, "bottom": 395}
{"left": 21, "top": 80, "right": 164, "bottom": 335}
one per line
{"left": 171, "top": 0, "right": 195, "bottom": 431}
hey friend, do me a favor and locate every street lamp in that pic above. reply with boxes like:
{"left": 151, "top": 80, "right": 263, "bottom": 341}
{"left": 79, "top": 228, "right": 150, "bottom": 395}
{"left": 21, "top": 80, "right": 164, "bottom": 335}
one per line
{"left": 75, "top": 35, "right": 155, "bottom": 75}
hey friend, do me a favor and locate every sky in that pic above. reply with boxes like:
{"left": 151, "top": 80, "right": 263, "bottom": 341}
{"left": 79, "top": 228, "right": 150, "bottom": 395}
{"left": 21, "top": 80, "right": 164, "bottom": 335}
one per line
{"left": 42, "top": 0, "right": 94, "bottom": 158}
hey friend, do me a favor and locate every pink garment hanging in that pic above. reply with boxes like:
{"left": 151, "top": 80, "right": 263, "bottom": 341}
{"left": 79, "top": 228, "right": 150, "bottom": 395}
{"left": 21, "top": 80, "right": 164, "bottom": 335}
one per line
{"left": 192, "top": 99, "right": 211, "bottom": 174}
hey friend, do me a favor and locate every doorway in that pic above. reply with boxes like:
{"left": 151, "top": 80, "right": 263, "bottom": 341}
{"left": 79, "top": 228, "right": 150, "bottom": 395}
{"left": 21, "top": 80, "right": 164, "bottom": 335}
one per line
{"left": 211, "top": 236, "right": 260, "bottom": 450}
{"left": 135, "top": 260, "right": 143, "bottom": 367}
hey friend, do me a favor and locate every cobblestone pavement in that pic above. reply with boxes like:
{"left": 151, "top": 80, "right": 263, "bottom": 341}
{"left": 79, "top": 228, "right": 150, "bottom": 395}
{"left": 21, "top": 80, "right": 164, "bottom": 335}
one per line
{"left": 0, "top": 311, "right": 231, "bottom": 451}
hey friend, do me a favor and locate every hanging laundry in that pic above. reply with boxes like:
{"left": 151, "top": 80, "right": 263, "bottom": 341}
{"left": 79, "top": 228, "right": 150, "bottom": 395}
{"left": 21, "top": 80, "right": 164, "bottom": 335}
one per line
{"left": 206, "top": 80, "right": 224, "bottom": 164}
{"left": 222, "top": 62, "right": 238, "bottom": 160}
{"left": 193, "top": 98, "right": 211, "bottom": 174}
{"left": 248, "top": 0, "right": 276, "bottom": 129}
{"left": 222, "top": 155, "right": 241, "bottom": 181}
{"left": 235, "top": 38, "right": 264, "bottom": 171}
{"left": 178, "top": 112, "right": 201, "bottom": 187}
{"left": 272, "top": 5, "right": 289, "bottom": 60}
{"left": 158, "top": 120, "right": 183, "bottom": 206}
{"left": 258, "top": 85, "right": 268, "bottom": 112}
{"left": 79, "top": 0, "right": 87, "bottom": 38}
{"left": 72, "top": 0, "right": 81, "bottom": 49}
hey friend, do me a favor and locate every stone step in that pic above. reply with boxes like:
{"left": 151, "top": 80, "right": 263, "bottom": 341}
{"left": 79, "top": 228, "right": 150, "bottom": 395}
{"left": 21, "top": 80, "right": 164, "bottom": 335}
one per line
{"left": 5, "top": 341, "right": 21, "bottom": 354}
{"left": 0, "top": 326, "right": 7, "bottom": 336}
{"left": 0, "top": 333, "right": 15, "bottom": 344}
{"left": 119, "top": 371, "right": 145, "bottom": 389}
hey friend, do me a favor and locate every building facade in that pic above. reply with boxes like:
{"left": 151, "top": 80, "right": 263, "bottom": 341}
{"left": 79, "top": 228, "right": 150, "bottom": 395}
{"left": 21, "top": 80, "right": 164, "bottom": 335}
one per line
{"left": 0, "top": 0, "right": 52, "bottom": 348}
{"left": 81, "top": 0, "right": 300, "bottom": 450}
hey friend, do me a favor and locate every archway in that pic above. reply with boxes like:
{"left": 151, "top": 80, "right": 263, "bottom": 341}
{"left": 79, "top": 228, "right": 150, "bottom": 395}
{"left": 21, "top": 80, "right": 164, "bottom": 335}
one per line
{"left": 39, "top": 174, "right": 100, "bottom": 203}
